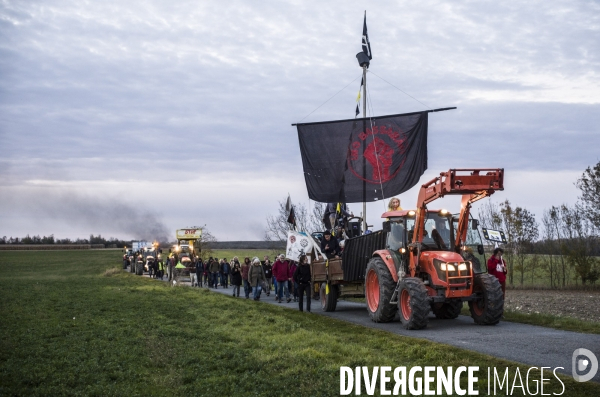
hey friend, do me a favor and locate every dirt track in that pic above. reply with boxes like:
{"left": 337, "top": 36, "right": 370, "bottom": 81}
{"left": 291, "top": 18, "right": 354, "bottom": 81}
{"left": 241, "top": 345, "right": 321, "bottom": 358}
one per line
{"left": 505, "top": 289, "right": 600, "bottom": 322}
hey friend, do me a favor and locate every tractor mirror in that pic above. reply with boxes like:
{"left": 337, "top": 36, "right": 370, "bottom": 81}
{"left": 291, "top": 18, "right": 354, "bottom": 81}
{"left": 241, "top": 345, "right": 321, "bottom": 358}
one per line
{"left": 382, "top": 221, "right": 391, "bottom": 233}
{"left": 477, "top": 244, "right": 484, "bottom": 255}
{"left": 471, "top": 219, "right": 479, "bottom": 229}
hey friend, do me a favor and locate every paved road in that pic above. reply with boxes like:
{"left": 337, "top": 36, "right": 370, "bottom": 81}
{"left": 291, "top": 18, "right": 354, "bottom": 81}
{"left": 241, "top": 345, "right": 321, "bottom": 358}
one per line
{"left": 144, "top": 271, "right": 600, "bottom": 383}
{"left": 207, "top": 284, "right": 600, "bottom": 383}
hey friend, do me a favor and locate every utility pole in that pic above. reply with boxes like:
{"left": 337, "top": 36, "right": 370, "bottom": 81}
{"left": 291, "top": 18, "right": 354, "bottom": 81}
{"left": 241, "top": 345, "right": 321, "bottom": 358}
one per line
{"left": 362, "top": 65, "right": 367, "bottom": 234}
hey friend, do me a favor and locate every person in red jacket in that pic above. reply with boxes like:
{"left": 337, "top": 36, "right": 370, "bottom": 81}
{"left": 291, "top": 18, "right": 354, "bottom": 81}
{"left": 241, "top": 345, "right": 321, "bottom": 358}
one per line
{"left": 272, "top": 255, "right": 291, "bottom": 303}
{"left": 487, "top": 248, "right": 507, "bottom": 298}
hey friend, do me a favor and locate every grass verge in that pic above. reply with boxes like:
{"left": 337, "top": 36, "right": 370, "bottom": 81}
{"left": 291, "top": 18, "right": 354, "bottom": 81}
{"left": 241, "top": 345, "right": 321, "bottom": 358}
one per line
{"left": 1, "top": 250, "right": 599, "bottom": 396}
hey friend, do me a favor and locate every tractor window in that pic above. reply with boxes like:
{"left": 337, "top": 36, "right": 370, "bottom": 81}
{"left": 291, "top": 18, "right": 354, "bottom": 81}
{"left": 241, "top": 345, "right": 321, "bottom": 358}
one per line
{"left": 453, "top": 216, "right": 487, "bottom": 274}
{"left": 387, "top": 220, "right": 405, "bottom": 251}
{"left": 405, "top": 214, "right": 451, "bottom": 250}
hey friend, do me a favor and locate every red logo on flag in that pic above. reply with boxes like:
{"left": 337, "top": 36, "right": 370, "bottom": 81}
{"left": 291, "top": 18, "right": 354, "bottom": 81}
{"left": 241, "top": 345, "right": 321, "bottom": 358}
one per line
{"left": 348, "top": 125, "right": 407, "bottom": 183}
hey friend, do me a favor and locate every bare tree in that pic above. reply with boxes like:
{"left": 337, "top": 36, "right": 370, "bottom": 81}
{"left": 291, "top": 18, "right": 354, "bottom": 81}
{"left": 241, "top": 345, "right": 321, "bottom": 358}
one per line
{"left": 265, "top": 199, "right": 325, "bottom": 242}
{"left": 477, "top": 200, "right": 503, "bottom": 231}
{"left": 195, "top": 227, "right": 218, "bottom": 261}
{"left": 559, "top": 204, "right": 597, "bottom": 285}
{"left": 511, "top": 206, "right": 539, "bottom": 286}
{"left": 576, "top": 161, "right": 600, "bottom": 231}
{"left": 541, "top": 210, "right": 559, "bottom": 288}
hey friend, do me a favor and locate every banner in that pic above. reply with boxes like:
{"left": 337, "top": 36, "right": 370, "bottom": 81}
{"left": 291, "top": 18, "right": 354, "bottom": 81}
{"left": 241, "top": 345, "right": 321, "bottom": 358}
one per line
{"left": 176, "top": 229, "right": 202, "bottom": 240}
{"left": 296, "top": 111, "right": 428, "bottom": 203}
{"left": 286, "top": 231, "right": 324, "bottom": 263}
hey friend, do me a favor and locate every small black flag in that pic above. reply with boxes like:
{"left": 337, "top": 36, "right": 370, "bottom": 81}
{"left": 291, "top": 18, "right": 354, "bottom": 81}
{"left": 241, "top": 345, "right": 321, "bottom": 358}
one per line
{"left": 287, "top": 206, "right": 296, "bottom": 227}
{"left": 355, "top": 104, "right": 360, "bottom": 117}
{"left": 362, "top": 13, "right": 372, "bottom": 60}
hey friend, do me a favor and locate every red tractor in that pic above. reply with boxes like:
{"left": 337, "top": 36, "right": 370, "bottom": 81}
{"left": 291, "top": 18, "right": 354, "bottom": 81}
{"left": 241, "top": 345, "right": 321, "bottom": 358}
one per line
{"left": 311, "top": 168, "right": 505, "bottom": 330}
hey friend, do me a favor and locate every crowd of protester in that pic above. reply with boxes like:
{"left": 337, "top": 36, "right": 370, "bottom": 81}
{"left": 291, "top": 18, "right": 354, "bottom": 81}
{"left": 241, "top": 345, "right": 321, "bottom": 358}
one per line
{"left": 121, "top": 200, "right": 381, "bottom": 313}
{"left": 186, "top": 254, "right": 313, "bottom": 311}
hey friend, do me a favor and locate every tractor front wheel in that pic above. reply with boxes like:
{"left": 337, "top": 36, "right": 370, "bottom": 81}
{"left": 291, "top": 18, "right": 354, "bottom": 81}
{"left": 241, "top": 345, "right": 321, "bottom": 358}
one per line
{"left": 398, "top": 278, "right": 430, "bottom": 330}
{"left": 365, "top": 257, "right": 397, "bottom": 323}
{"left": 320, "top": 282, "right": 338, "bottom": 312}
{"left": 469, "top": 273, "right": 504, "bottom": 325}
{"left": 431, "top": 300, "right": 463, "bottom": 319}
{"left": 135, "top": 262, "right": 144, "bottom": 276}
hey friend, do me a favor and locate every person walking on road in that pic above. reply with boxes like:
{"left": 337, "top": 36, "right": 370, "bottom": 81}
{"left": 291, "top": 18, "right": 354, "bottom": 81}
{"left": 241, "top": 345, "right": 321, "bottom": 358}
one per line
{"left": 249, "top": 257, "right": 266, "bottom": 301}
{"left": 209, "top": 258, "right": 220, "bottom": 288}
{"left": 293, "top": 255, "right": 312, "bottom": 312}
{"left": 230, "top": 259, "right": 242, "bottom": 297}
{"left": 194, "top": 257, "right": 204, "bottom": 287}
{"left": 241, "top": 257, "right": 251, "bottom": 299}
{"left": 262, "top": 257, "right": 273, "bottom": 297}
{"left": 220, "top": 258, "right": 230, "bottom": 288}
{"left": 272, "top": 254, "right": 291, "bottom": 303}
{"left": 289, "top": 260, "right": 298, "bottom": 302}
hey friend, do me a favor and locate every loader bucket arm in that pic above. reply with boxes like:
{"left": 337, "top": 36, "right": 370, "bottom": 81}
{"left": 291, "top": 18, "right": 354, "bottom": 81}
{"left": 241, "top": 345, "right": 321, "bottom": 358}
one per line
{"left": 409, "top": 169, "right": 504, "bottom": 274}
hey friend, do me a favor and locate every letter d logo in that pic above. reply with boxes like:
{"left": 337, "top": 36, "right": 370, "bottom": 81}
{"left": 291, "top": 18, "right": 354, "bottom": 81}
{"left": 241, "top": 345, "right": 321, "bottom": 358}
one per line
{"left": 572, "top": 348, "right": 598, "bottom": 382}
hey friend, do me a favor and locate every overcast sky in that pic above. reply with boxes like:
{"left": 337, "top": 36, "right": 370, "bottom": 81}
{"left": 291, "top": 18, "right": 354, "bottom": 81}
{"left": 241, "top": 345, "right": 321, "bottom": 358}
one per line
{"left": 1, "top": 0, "right": 599, "bottom": 241}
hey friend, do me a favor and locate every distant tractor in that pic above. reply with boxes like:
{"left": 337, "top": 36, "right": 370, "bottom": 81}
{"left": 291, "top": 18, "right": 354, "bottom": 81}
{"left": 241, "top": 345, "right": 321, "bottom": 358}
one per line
{"left": 311, "top": 168, "right": 505, "bottom": 329}
{"left": 168, "top": 228, "right": 202, "bottom": 282}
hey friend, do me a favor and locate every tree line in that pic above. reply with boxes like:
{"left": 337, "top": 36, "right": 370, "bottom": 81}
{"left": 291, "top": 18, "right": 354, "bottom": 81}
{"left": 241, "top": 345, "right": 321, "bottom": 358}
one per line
{"left": 265, "top": 162, "right": 600, "bottom": 288}
{"left": 477, "top": 162, "right": 600, "bottom": 287}
{"left": 0, "top": 234, "right": 131, "bottom": 246}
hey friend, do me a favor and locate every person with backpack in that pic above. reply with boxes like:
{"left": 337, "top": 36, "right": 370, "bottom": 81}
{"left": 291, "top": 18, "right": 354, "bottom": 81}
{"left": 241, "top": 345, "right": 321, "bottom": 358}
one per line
{"left": 293, "top": 255, "right": 312, "bottom": 312}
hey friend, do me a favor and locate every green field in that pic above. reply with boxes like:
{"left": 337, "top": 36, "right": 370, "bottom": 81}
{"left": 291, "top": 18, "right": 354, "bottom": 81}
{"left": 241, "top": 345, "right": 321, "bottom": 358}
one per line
{"left": 1, "top": 250, "right": 599, "bottom": 396}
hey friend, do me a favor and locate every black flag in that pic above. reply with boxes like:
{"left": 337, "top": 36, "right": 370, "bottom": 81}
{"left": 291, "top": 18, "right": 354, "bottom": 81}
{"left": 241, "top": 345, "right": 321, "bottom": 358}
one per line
{"left": 362, "top": 13, "right": 372, "bottom": 60}
{"left": 287, "top": 206, "right": 296, "bottom": 227}
{"left": 296, "top": 111, "right": 428, "bottom": 203}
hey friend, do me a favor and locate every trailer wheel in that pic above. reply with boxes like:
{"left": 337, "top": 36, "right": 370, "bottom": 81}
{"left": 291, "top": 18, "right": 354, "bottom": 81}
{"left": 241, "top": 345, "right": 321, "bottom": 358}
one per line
{"left": 398, "top": 278, "right": 430, "bottom": 330}
{"left": 135, "top": 262, "right": 144, "bottom": 276}
{"left": 320, "top": 283, "right": 338, "bottom": 312}
{"left": 365, "top": 257, "right": 397, "bottom": 323}
{"left": 431, "top": 300, "right": 463, "bottom": 319}
{"left": 469, "top": 273, "right": 504, "bottom": 325}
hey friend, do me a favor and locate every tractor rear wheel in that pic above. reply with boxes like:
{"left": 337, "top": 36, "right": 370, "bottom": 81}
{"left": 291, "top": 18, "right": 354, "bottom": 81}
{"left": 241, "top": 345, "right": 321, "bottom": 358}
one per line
{"left": 431, "top": 300, "right": 463, "bottom": 319}
{"left": 469, "top": 273, "right": 504, "bottom": 325}
{"left": 365, "top": 257, "right": 397, "bottom": 323}
{"left": 135, "top": 262, "right": 144, "bottom": 276}
{"left": 398, "top": 278, "right": 430, "bottom": 330}
{"left": 320, "top": 282, "right": 338, "bottom": 312}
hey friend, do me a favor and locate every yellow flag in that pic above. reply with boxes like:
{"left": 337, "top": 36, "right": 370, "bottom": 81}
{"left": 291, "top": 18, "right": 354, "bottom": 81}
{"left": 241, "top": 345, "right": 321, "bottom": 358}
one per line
{"left": 356, "top": 90, "right": 361, "bottom": 102}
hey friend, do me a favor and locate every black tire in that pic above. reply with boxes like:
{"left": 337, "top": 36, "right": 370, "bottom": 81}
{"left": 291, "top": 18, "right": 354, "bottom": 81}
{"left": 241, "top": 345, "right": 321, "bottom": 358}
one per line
{"left": 135, "top": 262, "right": 144, "bottom": 276}
{"left": 431, "top": 300, "right": 463, "bottom": 319}
{"left": 398, "top": 277, "right": 430, "bottom": 330}
{"left": 469, "top": 273, "right": 504, "bottom": 325}
{"left": 365, "top": 257, "right": 397, "bottom": 323}
{"left": 129, "top": 261, "right": 135, "bottom": 273}
{"left": 320, "top": 283, "right": 338, "bottom": 312}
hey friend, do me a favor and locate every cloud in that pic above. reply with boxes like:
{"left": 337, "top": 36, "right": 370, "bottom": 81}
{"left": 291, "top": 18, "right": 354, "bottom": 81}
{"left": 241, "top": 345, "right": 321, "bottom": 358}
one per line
{"left": 1, "top": 0, "right": 599, "bottom": 239}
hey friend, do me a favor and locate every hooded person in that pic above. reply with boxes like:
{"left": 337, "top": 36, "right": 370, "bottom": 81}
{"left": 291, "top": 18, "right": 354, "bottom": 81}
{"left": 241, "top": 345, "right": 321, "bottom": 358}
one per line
{"left": 248, "top": 257, "right": 266, "bottom": 301}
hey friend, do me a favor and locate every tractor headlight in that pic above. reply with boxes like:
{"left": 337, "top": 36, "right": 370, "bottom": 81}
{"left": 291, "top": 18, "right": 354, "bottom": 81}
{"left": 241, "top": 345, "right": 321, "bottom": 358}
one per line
{"left": 440, "top": 263, "right": 456, "bottom": 271}
{"left": 458, "top": 263, "right": 468, "bottom": 271}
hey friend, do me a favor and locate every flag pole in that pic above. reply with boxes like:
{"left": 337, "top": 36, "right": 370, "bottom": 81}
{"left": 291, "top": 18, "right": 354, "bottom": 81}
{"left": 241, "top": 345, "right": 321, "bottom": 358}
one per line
{"left": 362, "top": 64, "right": 367, "bottom": 234}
